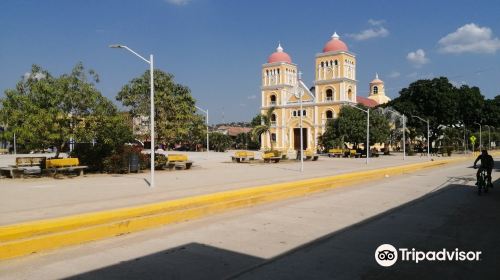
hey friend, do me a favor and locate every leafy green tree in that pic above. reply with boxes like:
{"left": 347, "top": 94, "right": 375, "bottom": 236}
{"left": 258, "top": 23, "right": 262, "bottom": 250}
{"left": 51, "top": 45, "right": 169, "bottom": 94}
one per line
{"left": 369, "top": 109, "right": 391, "bottom": 146}
{"left": 0, "top": 63, "right": 128, "bottom": 158}
{"left": 251, "top": 107, "right": 275, "bottom": 151}
{"left": 483, "top": 95, "right": 500, "bottom": 127}
{"left": 209, "top": 132, "right": 233, "bottom": 152}
{"left": 116, "top": 70, "right": 199, "bottom": 147}
{"left": 234, "top": 132, "right": 260, "bottom": 150}
{"left": 456, "top": 85, "right": 485, "bottom": 128}
{"left": 250, "top": 114, "right": 262, "bottom": 127}
{"left": 386, "top": 77, "right": 458, "bottom": 148}
{"left": 320, "top": 106, "right": 390, "bottom": 150}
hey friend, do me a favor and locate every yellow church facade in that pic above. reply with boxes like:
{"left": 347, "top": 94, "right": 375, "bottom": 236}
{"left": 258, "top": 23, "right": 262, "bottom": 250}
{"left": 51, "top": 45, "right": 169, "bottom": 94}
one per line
{"left": 260, "top": 33, "right": 390, "bottom": 154}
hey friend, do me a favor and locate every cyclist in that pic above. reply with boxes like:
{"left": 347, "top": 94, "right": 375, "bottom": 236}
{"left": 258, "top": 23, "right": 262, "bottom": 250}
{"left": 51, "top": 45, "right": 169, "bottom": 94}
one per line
{"left": 473, "top": 149, "right": 494, "bottom": 188}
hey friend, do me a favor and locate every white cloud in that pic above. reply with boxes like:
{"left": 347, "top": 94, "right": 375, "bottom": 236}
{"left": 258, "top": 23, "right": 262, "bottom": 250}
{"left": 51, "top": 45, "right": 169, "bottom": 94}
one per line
{"left": 368, "top": 19, "right": 385, "bottom": 26}
{"left": 438, "top": 23, "right": 500, "bottom": 54}
{"left": 387, "top": 71, "right": 401, "bottom": 78}
{"left": 165, "top": 0, "right": 190, "bottom": 5}
{"left": 247, "top": 95, "right": 257, "bottom": 100}
{"left": 24, "top": 72, "right": 46, "bottom": 81}
{"left": 347, "top": 19, "right": 389, "bottom": 41}
{"left": 407, "top": 49, "right": 429, "bottom": 67}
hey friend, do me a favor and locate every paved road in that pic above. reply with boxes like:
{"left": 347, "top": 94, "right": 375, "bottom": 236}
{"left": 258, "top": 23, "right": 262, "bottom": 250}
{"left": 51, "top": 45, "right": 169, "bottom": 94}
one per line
{"left": 0, "top": 159, "right": 498, "bottom": 280}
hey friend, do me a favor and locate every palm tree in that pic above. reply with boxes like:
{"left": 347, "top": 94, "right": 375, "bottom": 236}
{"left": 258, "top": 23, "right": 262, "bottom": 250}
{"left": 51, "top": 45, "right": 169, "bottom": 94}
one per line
{"left": 252, "top": 107, "right": 275, "bottom": 151}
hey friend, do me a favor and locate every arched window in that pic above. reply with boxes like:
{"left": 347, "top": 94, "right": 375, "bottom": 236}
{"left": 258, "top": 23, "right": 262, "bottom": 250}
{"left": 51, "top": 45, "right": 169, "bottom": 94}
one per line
{"left": 373, "top": 86, "right": 379, "bottom": 94}
{"left": 270, "top": 95, "right": 276, "bottom": 105}
{"left": 293, "top": 111, "right": 297, "bottom": 117}
{"left": 334, "top": 60, "right": 338, "bottom": 66}
{"left": 321, "top": 62, "right": 324, "bottom": 67}
{"left": 326, "top": 89, "right": 333, "bottom": 101}
{"left": 347, "top": 88, "right": 353, "bottom": 101}
{"left": 270, "top": 114, "right": 277, "bottom": 126}
{"left": 326, "top": 110, "right": 333, "bottom": 119}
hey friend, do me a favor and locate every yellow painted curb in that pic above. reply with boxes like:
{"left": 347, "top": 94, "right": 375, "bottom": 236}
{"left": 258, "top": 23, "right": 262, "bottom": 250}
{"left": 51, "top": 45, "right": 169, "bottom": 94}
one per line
{"left": 0, "top": 156, "right": 473, "bottom": 260}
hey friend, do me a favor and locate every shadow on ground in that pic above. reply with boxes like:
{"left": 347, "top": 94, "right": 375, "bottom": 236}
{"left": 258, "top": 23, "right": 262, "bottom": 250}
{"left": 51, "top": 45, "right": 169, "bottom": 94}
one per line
{"left": 66, "top": 178, "right": 500, "bottom": 280}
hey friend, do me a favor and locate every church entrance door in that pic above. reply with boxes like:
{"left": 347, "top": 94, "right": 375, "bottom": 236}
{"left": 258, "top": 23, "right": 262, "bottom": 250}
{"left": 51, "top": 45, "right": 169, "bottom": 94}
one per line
{"left": 293, "top": 128, "right": 308, "bottom": 150}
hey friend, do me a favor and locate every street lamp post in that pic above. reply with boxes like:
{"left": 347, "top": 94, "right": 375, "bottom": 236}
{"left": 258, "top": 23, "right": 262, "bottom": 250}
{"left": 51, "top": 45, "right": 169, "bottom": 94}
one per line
{"left": 350, "top": 104, "right": 369, "bottom": 164}
{"left": 386, "top": 109, "right": 405, "bottom": 160}
{"left": 474, "top": 122, "right": 482, "bottom": 150}
{"left": 412, "top": 115, "right": 430, "bottom": 160}
{"left": 110, "top": 44, "right": 155, "bottom": 188}
{"left": 195, "top": 105, "right": 209, "bottom": 159}
{"left": 297, "top": 72, "right": 304, "bottom": 172}
{"left": 13, "top": 133, "right": 16, "bottom": 155}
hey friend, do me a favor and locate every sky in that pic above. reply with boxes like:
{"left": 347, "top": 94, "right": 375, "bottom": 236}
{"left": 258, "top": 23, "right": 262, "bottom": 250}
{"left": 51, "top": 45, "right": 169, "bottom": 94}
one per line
{"left": 1, "top": 0, "right": 500, "bottom": 124}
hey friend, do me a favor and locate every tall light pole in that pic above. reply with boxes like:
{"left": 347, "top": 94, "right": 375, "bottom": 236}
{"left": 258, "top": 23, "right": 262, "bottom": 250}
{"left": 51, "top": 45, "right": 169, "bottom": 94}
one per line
{"left": 110, "top": 44, "right": 155, "bottom": 188}
{"left": 195, "top": 105, "right": 209, "bottom": 159}
{"left": 412, "top": 115, "right": 430, "bottom": 160}
{"left": 486, "top": 125, "right": 493, "bottom": 150}
{"left": 386, "top": 109, "right": 405, "bottom": 160}
{"left": 13, "top": 133, "right": 17, "bottom": 155}
{"left": 297, "top": 72, "right": 304, "bottom": 172}
{"left": 350, "top": 104, "right": 369, "bottom": 164}
{"left": 474, "top": 122, "right": 482, "bottom": 150}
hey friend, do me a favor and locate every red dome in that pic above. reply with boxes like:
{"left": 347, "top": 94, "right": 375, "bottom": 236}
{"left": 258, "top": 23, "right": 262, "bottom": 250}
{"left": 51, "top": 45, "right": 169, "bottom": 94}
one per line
{"left": 267, "top": 43, "right": 292, "bottom": 63}
{"left": 323, "top": 32, "right": 348, "bottom": 52}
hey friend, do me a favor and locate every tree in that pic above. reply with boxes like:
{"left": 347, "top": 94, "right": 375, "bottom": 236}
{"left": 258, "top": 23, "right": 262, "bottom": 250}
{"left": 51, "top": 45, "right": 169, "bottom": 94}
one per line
{"left": 234, "top": 132, "right": 260, "bottom": 150}
{"left": 209, "top": 132, "right": 233, "bottom": 152}
{"left": 370, "top": 109, "right": 391, "bottom": 146}
{"left": 483, "top": 95, "right": 500, "bottom": 127}
{"left": 116, "top": 69, "right": 199, "bottom": 147}
{"left": 386, "top": 77, "right": 458, "bottom": 148}
{"left": 320, "top": 106, "right": 390, "bottom": 151}
{"left": 456, "top": 85, "right": 485, "bottom": 128}
{"left": 0, "top": 63, "right": 128, "bottom": 158}
{"left": 250, "top": 114, "right": 262, "bottom": 127}
{"left": 251, "top": 107, "right": 275, "bottom": 151}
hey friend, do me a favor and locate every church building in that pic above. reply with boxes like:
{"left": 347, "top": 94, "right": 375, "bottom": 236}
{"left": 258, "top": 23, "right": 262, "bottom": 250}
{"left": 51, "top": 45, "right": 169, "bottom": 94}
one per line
{"left": 260, "top": 32, "right": 390, "bottom": 153}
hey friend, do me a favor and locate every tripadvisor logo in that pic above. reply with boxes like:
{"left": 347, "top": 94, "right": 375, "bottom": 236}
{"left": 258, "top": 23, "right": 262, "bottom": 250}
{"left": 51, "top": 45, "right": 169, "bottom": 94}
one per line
{"left": 375, "top": 244, "right": 482, "bottom": 267}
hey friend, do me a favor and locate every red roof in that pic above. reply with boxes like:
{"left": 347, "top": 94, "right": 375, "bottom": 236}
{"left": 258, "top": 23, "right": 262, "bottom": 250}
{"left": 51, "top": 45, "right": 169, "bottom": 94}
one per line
{"left": 218, "top": 126, "right": 252, "bottom": 137}
{"left": 323, "top": 33, "right": 349, "bottom": 53}
{"left": 356, "top": 96, "right": 378, "bottom": 108}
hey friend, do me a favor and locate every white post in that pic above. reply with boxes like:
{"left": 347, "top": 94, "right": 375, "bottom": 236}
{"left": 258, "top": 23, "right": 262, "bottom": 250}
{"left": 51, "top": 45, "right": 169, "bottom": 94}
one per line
{"left": 464, "top": 125, "right": 467, "bottom": 154}
{"left": 479, "top": 124, "right": 482, "bottom": 150}
{"left": 109, "top": 44, "right": 155, "bottom": 188}
{"left": 403, "top": 115, "right": 406, "bottom": 160}
{"left": 13, "top": 133, "right": 17, "bottom": 155}
{"left": 298, "top": 71, "right": 304, "bottom": 172}
{"left": 427, "top": 119, "right": 430, "bottom": 160}
{"left": 366, "top": 109, "right": 369, "bottom": 164}
{"left": 488, "top": 126, "right": 491, "bottom": 150}
{"left": 150, "top": 54, "right": 155, "bottom": 188}
{"left": 206, "top": 109, "right": 209, "bottom": 158}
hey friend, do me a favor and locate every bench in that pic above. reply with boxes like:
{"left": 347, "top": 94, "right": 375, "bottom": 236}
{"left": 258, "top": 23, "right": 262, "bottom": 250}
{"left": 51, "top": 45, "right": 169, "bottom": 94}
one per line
{"left": 166, "top": 154, "right": 193, "bottom": 170}
{"left": 231, "top": 151, "right": 255, "bottom": 163}
{"left": 45, "top": 158, "right": 88, "bottom": 177}
{"left": 304, "top": 150, "right": 319, "bottom": 161}
{"left": 348, "top": 150, "right": 361, "bottom": 158}
{"left": 0, "top": 157, "right": 46, "bottom": 178}
{"left": 262, "top": 152, "right": 281, "bottom": 163}
{"left": 328, "top": 148, "right": 344, "bottom": 158}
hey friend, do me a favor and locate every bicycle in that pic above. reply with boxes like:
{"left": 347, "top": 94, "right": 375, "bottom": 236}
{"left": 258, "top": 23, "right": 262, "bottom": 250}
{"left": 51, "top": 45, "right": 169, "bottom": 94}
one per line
{"left": 474, "top": 166, "right": 489, "bottom": 195}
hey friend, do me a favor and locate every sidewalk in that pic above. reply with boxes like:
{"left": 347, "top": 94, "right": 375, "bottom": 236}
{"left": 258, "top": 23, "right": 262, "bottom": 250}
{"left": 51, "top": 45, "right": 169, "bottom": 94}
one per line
{"left": 0, "top": 151, "right": 468, "bottom": 225}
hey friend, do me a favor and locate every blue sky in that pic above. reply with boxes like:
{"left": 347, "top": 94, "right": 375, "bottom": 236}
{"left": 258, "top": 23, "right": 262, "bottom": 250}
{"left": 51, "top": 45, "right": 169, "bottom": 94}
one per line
{"left": 1, "top": 0, "right": 499, "bottom": 123}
